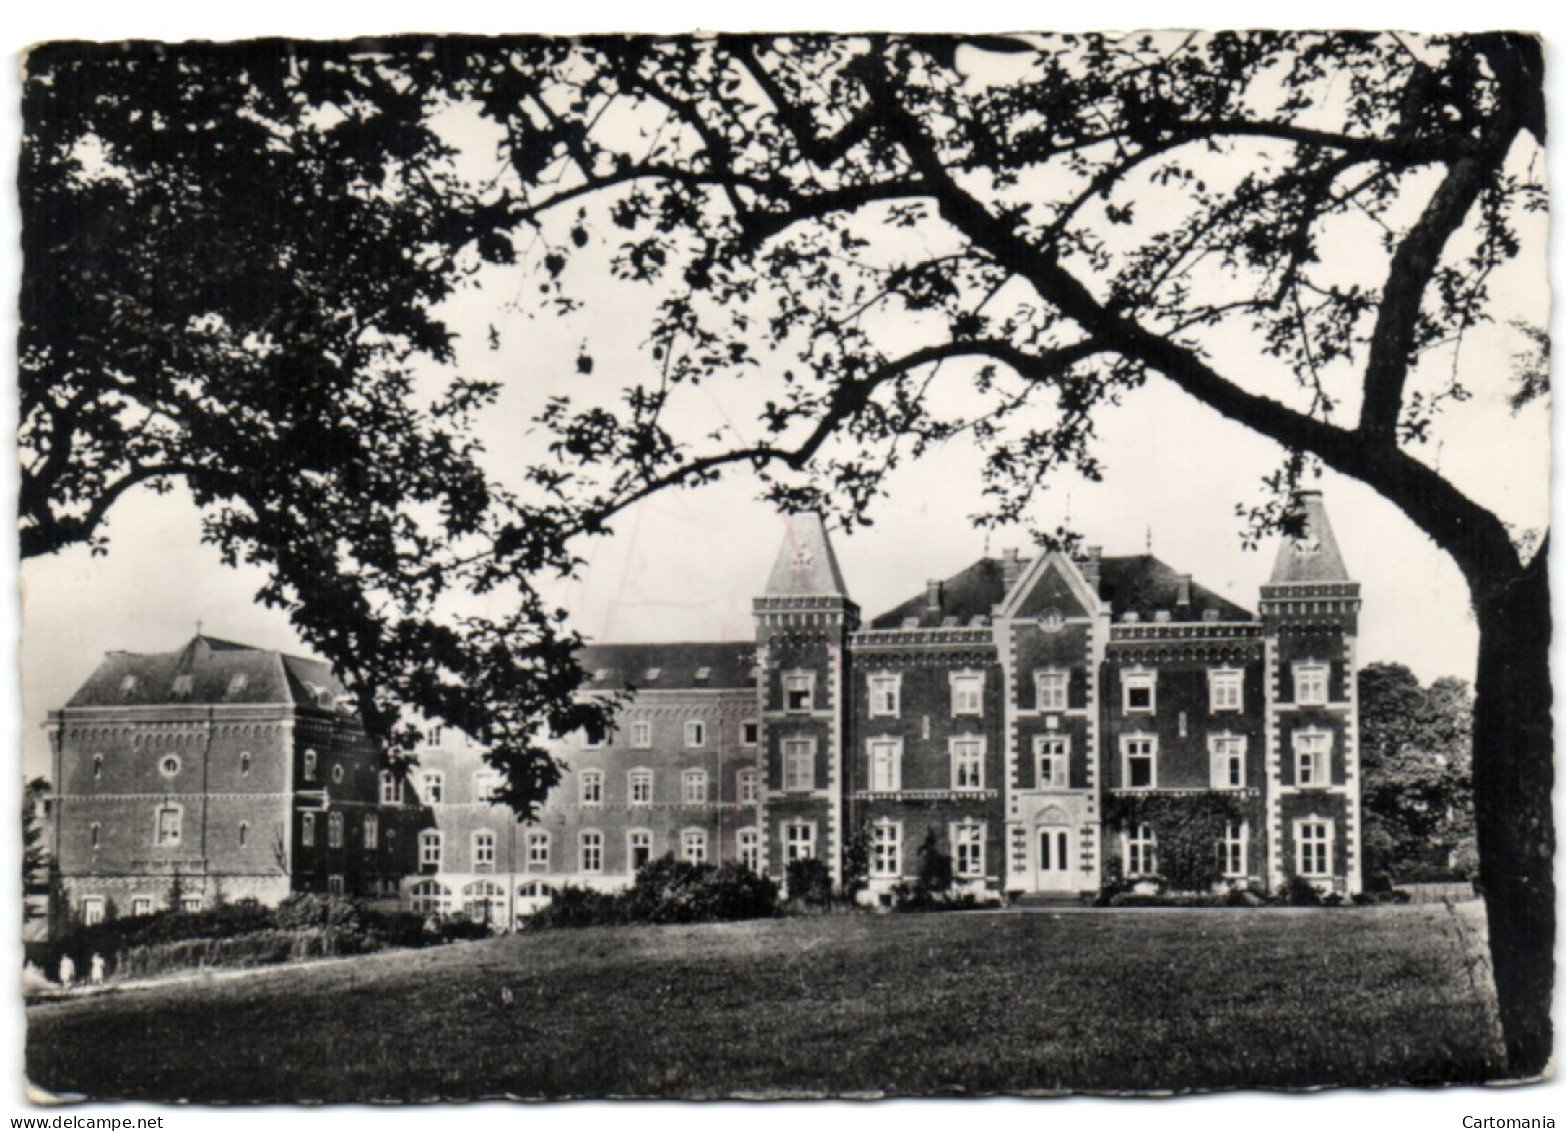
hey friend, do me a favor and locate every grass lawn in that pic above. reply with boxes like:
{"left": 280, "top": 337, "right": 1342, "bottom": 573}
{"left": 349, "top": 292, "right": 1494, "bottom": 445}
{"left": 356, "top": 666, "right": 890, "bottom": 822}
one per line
{"left": 26, "top": 903, "right": 1505, "bottom": 1101}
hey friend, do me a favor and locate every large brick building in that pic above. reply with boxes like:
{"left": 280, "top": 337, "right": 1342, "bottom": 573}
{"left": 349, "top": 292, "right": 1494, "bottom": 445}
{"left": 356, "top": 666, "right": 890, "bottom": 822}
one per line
{"left": 48, "top": 494, "right": 1362, "bottom": 927}
{"left": 46, "top": 636, "right": 416, "bottom": 926}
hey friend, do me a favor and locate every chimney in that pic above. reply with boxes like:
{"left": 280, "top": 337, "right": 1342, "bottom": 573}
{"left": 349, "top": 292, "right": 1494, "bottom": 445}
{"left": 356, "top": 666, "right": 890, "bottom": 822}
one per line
{"left": 1176, "top": 573, "right": 1192, "bottom": 607}
{"left": 1001, "top": 548, "right": 1022, "bottom": 592}
{"left": 1080, "top": 545, "right": 1102, "bottom": 591}
{"left": 925, "top": 580, "right": 944, "bottom": 613}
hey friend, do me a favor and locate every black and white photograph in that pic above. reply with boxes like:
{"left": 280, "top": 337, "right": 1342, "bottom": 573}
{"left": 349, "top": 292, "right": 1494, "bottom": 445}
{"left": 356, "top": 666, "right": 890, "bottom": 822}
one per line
{"left": 7, "top": 4, "right": 1560, "bottom": 1117}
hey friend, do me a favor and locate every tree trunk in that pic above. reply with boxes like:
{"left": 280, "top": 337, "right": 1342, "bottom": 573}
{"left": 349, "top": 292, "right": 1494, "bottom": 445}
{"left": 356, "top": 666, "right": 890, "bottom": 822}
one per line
{"left": 1471, "top": 541, "right": 1554, "bottom": 1077}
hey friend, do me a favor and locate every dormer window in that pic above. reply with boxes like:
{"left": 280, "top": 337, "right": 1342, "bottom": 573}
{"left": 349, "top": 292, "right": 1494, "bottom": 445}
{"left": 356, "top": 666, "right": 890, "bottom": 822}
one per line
{"left": 227, "top": 673, "right": 249, "bottom": 697}
{"left": 171, "top": 674, "right": 194, "bottom": 699}
{"left": 1202, "top": 609, "right": 1221, "bottom": 623}
{"left": 644, "top": 667, "right": 662, "bottom": 683}
{"left": 1121, "top": 612, "right": 1139, "bottom": 624}
{"left": 593, "top": 668, "right": 610, "bottom": 683}
{"left": 120, "top": 674, "right": 138, "bottom": 698}
{"left": 694, "top": 666, "right": 711, "bottom": 683}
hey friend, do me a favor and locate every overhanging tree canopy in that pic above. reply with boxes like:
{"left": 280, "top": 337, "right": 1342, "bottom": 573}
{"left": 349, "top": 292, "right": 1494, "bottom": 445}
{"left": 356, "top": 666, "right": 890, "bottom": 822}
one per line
{"left": 21, "top": 32, "right": 1551, "bottom": 1074}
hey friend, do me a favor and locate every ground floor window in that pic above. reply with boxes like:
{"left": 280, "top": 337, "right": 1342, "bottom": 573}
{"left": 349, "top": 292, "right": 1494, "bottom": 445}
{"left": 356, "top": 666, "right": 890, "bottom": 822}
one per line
{"left": 784, "top": 822, "right": 815, "bottom": 862}
{"left": 181, "top": 896, "right": 204, "bottom": 913}
{"left": 738, "top": 828, "right": 760, "bottom": 873}
{"left": 1126, "top": 823, "right": 1157, "bottom": 877}
{"left": 682, "top": 828, "right": 708, "bottom": 864}
{"left": 1221, "top": 820, "right": 1248, "bottom": 878}
{"left": 581, "top": 831, "right": 603, "bottom": 874}
{"left": 629, "top": 830, "right": 653, "bottom": 873}
{"left": 1297, "top": 820, "right": 1332, "bottom": 877}
{"left": 131, "top": 897, "right": 153, "bottom": 917}
{"left": 327, "top": 874, "right": 345, "bottom": 897}
{"left": 462, "top": 881, "right": 507, "bottom": 925}
{"left": 870, "top": 822, "right": 901, "bottom": 877}
{"left": 408, "top": 880, "right": 450, "bottom": 915}
{"left": 953, "top": 823, "right": 985, "bottom": 878}
{"left": 81, "top": 896, "right": 105, "bottom": 926}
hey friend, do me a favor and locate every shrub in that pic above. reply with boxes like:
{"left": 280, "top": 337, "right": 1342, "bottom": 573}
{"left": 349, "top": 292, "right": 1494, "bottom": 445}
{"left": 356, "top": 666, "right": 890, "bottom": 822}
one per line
{"left": 527, "top": 857, "right": 780, "bottom": 930}
{"left": 785, "top": 858, "right": 833, "bottom": 909}
{"left": 526, "top": 885, "right": 623, "bottom": 930}
{"left": 1282, "top": 875, "right": 1324, "bottom": 906}
{"left": 274, "top": 894, "right": 362, "bottom": 933}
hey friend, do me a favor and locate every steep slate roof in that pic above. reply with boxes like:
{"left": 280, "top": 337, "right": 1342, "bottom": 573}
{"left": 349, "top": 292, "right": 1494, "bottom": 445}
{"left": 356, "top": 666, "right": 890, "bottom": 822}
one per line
{"left": 762, "top": 513, "right": 851, "bottom": 598}
{"left": 66, "top": 635, "right": 349, "bottom": 709}
{"left": 870, "top": 553, "right": 1253, "bottom": 629}
{"left": 579, "top": 641, "right": 757, "bottom": 692}
{"left": 1268, "top": 490, "right": 1352, "bottom": 584}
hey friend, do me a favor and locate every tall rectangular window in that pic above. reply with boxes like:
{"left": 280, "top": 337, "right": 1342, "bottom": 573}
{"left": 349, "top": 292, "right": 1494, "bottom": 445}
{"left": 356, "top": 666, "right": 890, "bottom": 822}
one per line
{"left": 1035, "top": 736, "right": 1069, "bottom": 788}
{"left": 737, "top": 770, "right": 760, "bottom": 805}
{"left": 629, "top": 769, "right": 653, "bottom": 805}
{"left": 1210, "top": 668, "right": 1243, "bottom": 712}
{"left": 1210, "top": 735, "right": 1246, "bottom": 789}
{"left": 871, "top": 823, "right": 901, "bottom": 877}
{"left": 81, "top": 897, "right": 105, "bottom": 926}
{"left": 868, "top": 674, "right": 901, "bottom": 718}
{"left": 1297, "top": 820, "right": 1331, "bottom": 877}
{"left": 784, "top": 672, "right": 815, "bottom": 712}
{"left": 783, "top": 739, "right": 814, "bottom": 792}
{"left": 682, "top": 829, "right": 708, "bottom": 864}
{"left": 954, "top": 823, "right": 985, "bottom": 878}
{"left": 950, "top": 672, "right": 984, "bottom": 716}
{"left": 950, "top": 738, "right": 985, "bottom": 790}
{"left": 784, "top": 822, "right": 815, "bottom": 862}
{"left": 629, "top": 830, "right": 653, "bottom": 872}
{"left": 473, "top": 830, "right": 496, "bottom": 870}
{"left": 1127, "top": 823, "right": 1157, "bottom": 876}
{"left": 131, "top": 897, "right": 153, "bottom": 918}
{"left": 580, "top": 831, "right": 603, "bottom": 874}
{"left": 738, "top": 828, "right": 760, "bottom": 873}
{"left": 420, "top": 771, "right": 444, "bottom": 805}
{"left": 526, "top": 831, "right": 550, "bottom": 869}
{"left": 631, "top": 721, "right": 652, "bottom": 749}
{"left": 327, "top": 811, "right": 344, "bottom": 848}
{"left": 868, "top": 738, "right": 901, "bottom": 792}
{"left": 1035, "top": 670, "right": 1069, "bottom": 712}
{"left": 299, "top": 812, "right": 314, "bottom": 849}
{"left": 419, "top": 830, "right": 441, "bottom": 868}
{"left": 1294, "top": 731, "right": 1331, "bottom": 787}
{"left": 580, "top": 770, "right": 604, "bottom": 806}
{"left": 1294, "top": 663, "right": 1329, "bottom": 706}
{"left": 364, "top": 813, "right": 379, "bottom": 849}
{"left": 1221, "top": 820, "right": 1248, "bottom": 878}
{"left": 685, "top": 720, "right": 707, "bottom": 748}
{"left": 683, "top": 770, "right": 708, "bottom": 805}
{"left": 1123, "top": 736, "right": 1157, "bottom": 789}
{"left": 379, "top": 772, "right": 403, "bottom": 806}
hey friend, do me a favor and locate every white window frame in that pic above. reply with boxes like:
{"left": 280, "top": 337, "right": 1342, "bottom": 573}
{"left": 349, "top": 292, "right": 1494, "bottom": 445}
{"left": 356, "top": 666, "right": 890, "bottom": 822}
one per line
{"left": 685, "top": 720, "right": 707, "bottom": 748}
{"left": 81, "top": 896, "right": 105, "bottom": 926}
{"left": 1122, "top": 734, "right": 1158, "bottom": 790}
{"left": 630, "top": 720, "right": 652, "bottom": 749}
{"left": 950, "top": 736, "right": 985, "bottom": 791}
{"left": 420, "top": 771, "right": 444, "bottom": 805}
{"left": 363, "top": 813, "right": 378, "bottom": 849}
{"left": 579, "top": 769, "right": 604, "bottom": 806}
{"left": 737, "top": 769, "right": 760, "bottom": 805}
{"left": 1294, "top": 662, "right": 1330, "bottom": 706}
{"left": 1209, "top": 667, "right": 1244, "bottom": 712}
{"left": 472, "top": 829, "right": 496, "bottom": 870}
{"left": 738, "top": 827, "right": 760, "bottom": 873}
{"left": 1035, "top": 669, "right": 1069, "bottom": 712}
{"left": 1295, "top": 818, "right": 1333, "bottom": 878}
{"left": 1221, "top": 819, "right": 1248, "bottom": 879}
{"left": 783, "top": 738, "right": 815, "bottom": 792}
{"left": 159, "top": 754, "right": 181, "bottom": 779}
{"left": 526, "top": 830, "right": 550, "bottom": 869}
{"left": 419, "top": 830, "right": 442, "bottom": 868}
{"left": 90, "top": 822, "right": 101, "bottom": 850}
{"left": 150, "top": 803, "right": 180, "bottom": 848}
{"left": 1294, "top": 728, "right": 1332, "bottom": 788}
{"left": 131, "top": 896, "right": 153, "bottom": 918}
{"left": 783, "top": 671, "right": 816, "bottom": 713}
{"left": 952, "top": 822, "right": 985, "bottom": 879}
{"left": 629, "top": 768, "right": 654, "bottom": 806}
{"left": 303, "top": 749, "right": 318, "bottom": 783}
{"left": 1122, "top": 667, "right": 1157, "bottom": 714}
{"left": 300, "top": 812, "right": 315, "bottom": 848}
{"left": 473, "top": 770, "right": 501, "bottom": 802}
{"left": 181, "top": 896, "right": 205, "bottom": 914}
{"left": 580, "top": 830, "right": 604, "bottom": 874}
{"left": 868, "top": 672, "right": 902, "bottom": 718}
{"left": 681, "top": 827, "right": 708, "bottom": 864}
{"left": 1209, "top": 733, "right": 1247, "bottom": 789}
{"left": 239, "top": 752, "right": 252, "bottom": 778}
{"left": 870, "top": 821, "right": 902, "bottom": 878}
{"left": 682, "top": 769, "right": 709, "bottom": 805}
{"left": 783, "top": 821, "right": 816, "bottom": 862}
{"left": 867, "top": 736, "right": 902, "bottom": 792}
{"left": 1035, "top": 735, "right": 1069, "bottom": 789}
{"left": 1126, "top": 822, "right": 1158, "bottom": 877}
{"left": 949, "top": 670, "right": 985, "bottom": 717}
{"left": 627, "top": 829, "right": 654, "bottom": 872}
{"left": 379, "top": 771, "right": 403, "bottom": 806}
{"left": 741, "top": 720, "right": 759, "bottom": 747}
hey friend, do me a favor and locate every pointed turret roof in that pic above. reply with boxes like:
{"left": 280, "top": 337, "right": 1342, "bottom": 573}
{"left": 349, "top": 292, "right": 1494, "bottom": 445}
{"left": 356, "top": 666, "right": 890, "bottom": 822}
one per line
{"left": 762, "top": 513, "right": 851, "bottom": 599}
{"left": 1269, "top": 490, "right": 1352, "bottom": 584}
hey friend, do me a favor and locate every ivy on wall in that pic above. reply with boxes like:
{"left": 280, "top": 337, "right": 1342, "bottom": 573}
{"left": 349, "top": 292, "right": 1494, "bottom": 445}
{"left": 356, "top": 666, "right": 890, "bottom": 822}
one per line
{"left": 1103, "top": 793, "right": 1246, "bottom": 892}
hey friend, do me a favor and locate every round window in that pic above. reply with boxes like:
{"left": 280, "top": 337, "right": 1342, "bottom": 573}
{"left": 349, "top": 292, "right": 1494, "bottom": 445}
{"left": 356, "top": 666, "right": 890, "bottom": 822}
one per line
{"left": 159, "top": 754, "right": 181, "bottom": 778}
{"left": 331, "top": 764, "right": 345, "bottom": 784}
{"left": 1040, "top": 608, "right": 1065, "bottom": 633}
